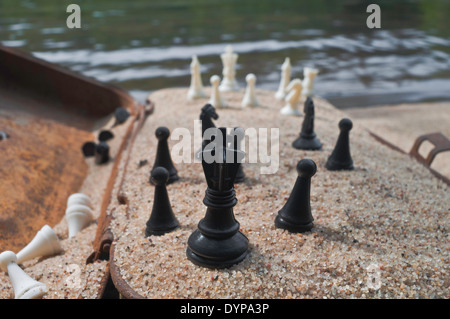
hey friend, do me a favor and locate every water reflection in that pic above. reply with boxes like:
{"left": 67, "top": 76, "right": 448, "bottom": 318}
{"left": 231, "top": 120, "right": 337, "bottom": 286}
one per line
{"left": 1, "top": 0, "right": 449, "bottom": 108}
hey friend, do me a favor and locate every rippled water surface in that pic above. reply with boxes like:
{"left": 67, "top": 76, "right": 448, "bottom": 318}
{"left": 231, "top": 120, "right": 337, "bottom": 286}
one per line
{"left": 1, "top": 0, "right": 450, "bottom": 108}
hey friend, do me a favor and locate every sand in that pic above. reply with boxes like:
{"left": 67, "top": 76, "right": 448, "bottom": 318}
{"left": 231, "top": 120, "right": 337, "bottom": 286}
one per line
{"left": 1, "top": 88, "right": 448, "bottom": 299}
{"left": 346, "top": 102, "right": 450, "bottom": 179}
{"left": 109, "top": 88, "right": 449, "bottom": 299}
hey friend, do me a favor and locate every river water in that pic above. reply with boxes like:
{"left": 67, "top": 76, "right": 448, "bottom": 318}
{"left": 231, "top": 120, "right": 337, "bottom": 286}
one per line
{"left": 1, "top": 0, "right": 450, "bottom": 108}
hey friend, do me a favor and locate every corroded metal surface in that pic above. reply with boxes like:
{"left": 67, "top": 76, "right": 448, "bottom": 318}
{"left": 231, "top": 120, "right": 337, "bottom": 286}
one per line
{"left": 0, "top": 45, "right": 138, "bottom": 254}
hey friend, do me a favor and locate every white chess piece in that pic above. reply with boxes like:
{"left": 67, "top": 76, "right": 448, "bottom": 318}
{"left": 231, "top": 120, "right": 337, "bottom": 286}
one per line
{"left": 0, "top": 251, "right": 47, "bottom": 299}
{"left": 280, "top": 79, "right": 303, "bottom": 116}
{"left": 241, "top": 73, "right": 259, "bottom": 107}
{"left": 275, "top": 57, "right": 291, "bottom": 100}
{"left": 187, "top": 55, "right": 207, "bottom": 100}
{"left": 16, "top": 225, "right": 62, "bottom": 264}
{"left": 219, "top": 45, "right": 239, "bottom": 92}
{"left": 65, "top": 193, "right": 94, "bottom": 238}
{"left": 67, "top": 193, "right": 92, "bottom": 208}
{"left": 302, "top": 67, "right": 319, "bottom": 97}
{"left": 208, "top": 75, "right": 227, "bottom": 108}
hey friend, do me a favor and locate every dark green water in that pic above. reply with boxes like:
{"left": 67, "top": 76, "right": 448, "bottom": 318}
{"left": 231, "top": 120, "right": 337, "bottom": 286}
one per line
{"left": 1, "top": 0, "right": 450, "bottom": 108}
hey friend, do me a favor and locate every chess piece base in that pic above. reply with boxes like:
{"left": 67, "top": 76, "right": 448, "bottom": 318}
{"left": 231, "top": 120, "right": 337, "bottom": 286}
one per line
{"left": 18, "top": 283, "right": 48, "bottom": 299}
{"left": 275, "top": 214, "right": 313, "bottom": 233}
{"left": 275, "top": 90, "right": 286, "bottom": 101}
{"left": 187, "top": 89, "right": 207, "bottom": 100}
{"left": 186, "top": 230, "right": 249, "bottom": 269}
{"left": 325, "top": 157, "right": 354, "bottom": 171}
{"left": 234, "top": 165, "right": 245, "bottom": 183}
{"left": 280, "top": 105, "right": 302, "bottom": 116}
{"left": 292, "top": 136, "right": 322, "bottom": 150}
{"left": 145, "top": 224, "right": 179, "bottom": 237}
{"left": 219, "top": 80, "right": 239, "bottom": 92}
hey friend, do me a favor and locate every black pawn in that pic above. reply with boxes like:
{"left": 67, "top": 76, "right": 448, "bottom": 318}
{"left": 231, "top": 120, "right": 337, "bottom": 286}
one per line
{"left": 325, "top": 118, "right": 354, "bottom": 171}
{"left": 145, "top": 167, "right": 179, "bottom": 236}
{"left": 95, "top": 141, "right": 110, "bottom": 165}
{"left": 275, "top": 159, "right": 316, "bottom": 233}
{"left": 151, "top": 126, "right": 179, "bottom": 184}
{"left": 292, "top": 97, "right": 322, "bottom": 150}
{"left": 186, "top": 127, "right": 248, "bottom": 269}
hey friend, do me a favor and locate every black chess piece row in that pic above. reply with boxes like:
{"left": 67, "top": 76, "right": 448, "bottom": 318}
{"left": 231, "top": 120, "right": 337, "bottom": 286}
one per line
{"left": 81, "top": 129, "right": 114, "bottom": 165}
{"left": 292, "top": 97, "right": 354, "bottom": 171}
{"left": 143, "top": 101, "right": 354, "bottom": 270}
{"left": 145, "top": 126, "right": 248, "bottom": 269}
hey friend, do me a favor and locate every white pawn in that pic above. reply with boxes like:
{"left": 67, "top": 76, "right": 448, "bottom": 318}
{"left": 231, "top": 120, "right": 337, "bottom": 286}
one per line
{"left": 280, "top": 79, "right": 303, "bottom": 116}
{"left": 241, "top": 73, "right": 259, "bottom": 107}
{"left": 0, "top": 251, "right": 47, "bottom": 299}
{"left": 219, "top": 45, "right": 239, "bottom": 92}
{"left": 275, "top": 57, "right": 291, "bottom": 100}
{"left": 208, "top": 75, "right": 227, "bottom": 108}
{"left": 65, "top": 193, "right": 94, "bottom": 238}
{"left": 302, "top": 67, "right": 319, "bottom": 97}
{"left": 187, "top": 55, "right": 207, "bottom": 100}
{"left": 16, "top": 225, "right": 62, "bottom": 264}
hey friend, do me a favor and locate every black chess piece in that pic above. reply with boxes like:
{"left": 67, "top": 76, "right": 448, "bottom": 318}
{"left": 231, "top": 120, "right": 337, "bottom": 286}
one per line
{"left": 275, "top": 158, "right": 317, "bottom": 233}
{"left": 196, "top": 104, "right": 219, "bottom": 159}
{"left": 98, "top": 130, "right": 114, "bottom": 142}
{"left": 145, "top": 166, "right": 179, "bottom": 236}
{"left": 0, "top": 131, "right": 9, "bottom": 141}
{"left": 114, "top": 107, "right": 130, "bottom": 125}
{"left": 151, "top": 126, "right": 179, "bottom": 184}
{"left": 230, "top": 127, "right": 245, "bottom": 183}
{"left": 292, "top": 97, "right": 322, "bottom": 150}
{"left": 82, "top": 141, "right": 96, "bottom": 157}
{"left": 81, "top": 130, "right": 114, "bottom": 159}
{"left": 186, "top": 127, "right": 248, "bottom": 269}
{"left": 95, "top": 141, "right": 110, "bottom": 164}
{"left": 325, "top": 118, "right": 354, "bottom": 171}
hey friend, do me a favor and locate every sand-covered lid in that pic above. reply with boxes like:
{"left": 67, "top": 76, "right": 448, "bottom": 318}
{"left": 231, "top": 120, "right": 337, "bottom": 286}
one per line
{"left": 106, "top": 88, "right": 449, "bottom": 299}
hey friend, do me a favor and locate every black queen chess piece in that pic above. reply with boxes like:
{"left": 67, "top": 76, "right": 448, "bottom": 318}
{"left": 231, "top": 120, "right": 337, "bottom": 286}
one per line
{"left": 325, "top": 118, "right": 354, "bottom": 171}
{"left": 145, "top": 166, "right": 179, "bottom": 236}
{"left": 292, "top": 97, "right": 322, "bottom": 150}
{"left": 187, "top": 127, "right": 249, "bottom": 269}
{"left": 275, "top": 158, "right": 317, "bottom": 233}
{"left": 151, "top": 126, "right": 179, "bottom": 184}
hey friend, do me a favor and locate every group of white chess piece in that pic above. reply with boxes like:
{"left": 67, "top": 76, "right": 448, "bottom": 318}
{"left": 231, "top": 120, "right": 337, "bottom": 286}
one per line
{"left": 0, "top": 193, "right": 94, "bottom": 299}
{"left": 187, "top": 45, "right": 319, "bottom": 115}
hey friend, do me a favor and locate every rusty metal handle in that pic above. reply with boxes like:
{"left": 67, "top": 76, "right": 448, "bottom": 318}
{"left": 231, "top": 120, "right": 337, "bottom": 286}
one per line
{"left": 409, "top": 132, "right": 450, "bottom": 167}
